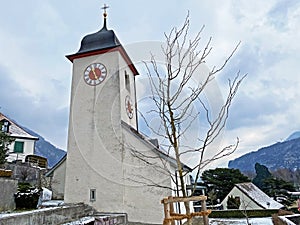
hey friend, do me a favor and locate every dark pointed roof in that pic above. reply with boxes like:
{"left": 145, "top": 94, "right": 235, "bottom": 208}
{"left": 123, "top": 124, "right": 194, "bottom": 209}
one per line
{"left": 66, "top": 13, "right": 139, "bottom": 75}
{"left": 76, "top": 17, "right": 121, "bottom": 55}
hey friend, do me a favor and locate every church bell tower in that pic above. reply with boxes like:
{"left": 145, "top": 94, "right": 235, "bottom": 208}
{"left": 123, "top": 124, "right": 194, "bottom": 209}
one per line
{"left": 64, "top": 6, "right": 140, "bottom": 212}
{"left": 66, "top": 6, "right": 138, "bottom": 129}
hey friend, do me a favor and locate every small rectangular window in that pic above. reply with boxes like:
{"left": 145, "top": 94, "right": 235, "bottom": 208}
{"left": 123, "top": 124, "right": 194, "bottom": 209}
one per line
{"left": 90, "top": 189, "right": 96, "bottom": 202}
{"left": 14, "top": 141, "right": 24, "bottom": 153}
{"left": 1, "top": 120, "right": 10, "bottom": 132}
{"left": 125, "top": 71, "right": 130, "bottom": 92}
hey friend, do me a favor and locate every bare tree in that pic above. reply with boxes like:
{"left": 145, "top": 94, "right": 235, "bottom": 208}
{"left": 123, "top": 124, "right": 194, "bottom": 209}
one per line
{"left": 19, "top": 165, "right": 31, "bottom": 181}
{"left": 207, "top": 190, "right": 217, "bottom": 206}
{"left": 228, "top": 195, "right": 252, "bottom": 225}
{"left": 138, "top": 13, "right": 246, "bottom": 222}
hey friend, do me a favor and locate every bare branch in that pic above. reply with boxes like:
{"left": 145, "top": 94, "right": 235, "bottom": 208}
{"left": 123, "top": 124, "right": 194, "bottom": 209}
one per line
{"left": 132, "top": 13, "right": 246, "bottom": 220}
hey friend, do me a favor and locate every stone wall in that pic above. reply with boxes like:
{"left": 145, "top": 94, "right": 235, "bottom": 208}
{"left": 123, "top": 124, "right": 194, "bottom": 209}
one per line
{"left": 0, "top": 177, "right": 18, "bottom": 211}
{"left": 0, "top": 203, "right": 94, "bottom": 225}
{"left": 5, "top": 162, "right": 43, "bottom": 185}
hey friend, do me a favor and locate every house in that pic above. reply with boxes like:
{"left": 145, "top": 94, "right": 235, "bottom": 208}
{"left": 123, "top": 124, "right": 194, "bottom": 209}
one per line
{"left": 45, "top": 155, "right": 66, "bottom": 199}
{"left": 221, "top": 182, "right": 284, "bottom": 210}
{"left": 0, "top": 113, "right": 38, "bottom": 163}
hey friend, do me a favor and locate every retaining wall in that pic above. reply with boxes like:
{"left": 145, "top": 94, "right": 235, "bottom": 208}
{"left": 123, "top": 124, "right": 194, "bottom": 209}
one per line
{"left": 0, "top": 177, "right": 18, "bottom": 211}
{"left": 0, "top": 203, "right": 93, "bottom": 225}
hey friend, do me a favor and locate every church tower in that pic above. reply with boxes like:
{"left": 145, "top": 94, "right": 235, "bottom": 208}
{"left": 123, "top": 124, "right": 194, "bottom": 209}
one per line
{"left": 64, "top": 6, "right": 139, "bottom": 209}
{"left": 64, "top": 7, "right": 174, "bottom": 224}
{"left": 66, "top": 6, "right": 138, "bottom": 130}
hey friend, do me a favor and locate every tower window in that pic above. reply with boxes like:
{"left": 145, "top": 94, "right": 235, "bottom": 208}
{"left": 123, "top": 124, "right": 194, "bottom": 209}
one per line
{"left": 125, "top": 71, "right": 130, "bottom": 92}
{"left": 90, "top": 189, "right": 96, "bottom": 202}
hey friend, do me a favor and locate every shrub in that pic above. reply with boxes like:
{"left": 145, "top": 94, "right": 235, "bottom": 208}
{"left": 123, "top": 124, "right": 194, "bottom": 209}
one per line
{"left": 18, "top": 182, "right": 32, "bottom": 192}
{"left": 14, "top": 183, "right": 41, "bottom": 209}
{"left": 227, "top": 195, "right": 240, "bottom": 209}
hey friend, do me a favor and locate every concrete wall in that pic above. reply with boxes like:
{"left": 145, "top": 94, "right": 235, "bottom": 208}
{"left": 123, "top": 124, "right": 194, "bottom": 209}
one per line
{"left": 0, "top": 177, "right": 18, "bottom": 211}
{"left": 0, "top": 203, "right": 93, "bottom": 225}
{"left": 5, "top": 162, "right": 41, "bottom": 185}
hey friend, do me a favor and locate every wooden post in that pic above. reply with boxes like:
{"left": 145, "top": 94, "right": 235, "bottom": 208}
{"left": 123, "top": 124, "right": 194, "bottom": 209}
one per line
{"left": 201, "top": 199, "right": 209, "bottom": 225}
{"left": 162, "top": 198, "right": 171, "bottom": 225}
{"left": 161, "top": 196, "right": 210, "bottom": 225}
{"left": 168, "top": 196, "right": 175, "bottom": 225}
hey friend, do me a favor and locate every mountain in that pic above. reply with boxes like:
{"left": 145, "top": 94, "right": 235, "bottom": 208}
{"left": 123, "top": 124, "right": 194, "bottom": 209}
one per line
{"left": 286, "top": 131, "right": 300, "bottom": 141}
{"left": 22, "top": 127, "right": 66, "bottom": 168}
{"left": 228, "top": 136, "right": 300, "bottom": 173}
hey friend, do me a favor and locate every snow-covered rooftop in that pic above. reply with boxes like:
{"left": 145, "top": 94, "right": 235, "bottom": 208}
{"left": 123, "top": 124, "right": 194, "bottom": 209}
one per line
{"left": 0, "top": 113, "right": 38, "bottom": 140}
{"left": 236, "top": 182, "right": 284, "bottom": 209}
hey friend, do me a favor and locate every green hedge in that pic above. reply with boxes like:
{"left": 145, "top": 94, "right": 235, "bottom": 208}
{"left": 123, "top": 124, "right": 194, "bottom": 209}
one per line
{"left": 209, "top": 209, "right": 279, "bottom": 218}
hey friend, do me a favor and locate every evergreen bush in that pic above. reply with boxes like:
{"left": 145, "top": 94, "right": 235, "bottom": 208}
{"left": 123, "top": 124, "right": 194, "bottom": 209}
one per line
{"left": 14, "top": 183, "right": 40, "bottom": 209}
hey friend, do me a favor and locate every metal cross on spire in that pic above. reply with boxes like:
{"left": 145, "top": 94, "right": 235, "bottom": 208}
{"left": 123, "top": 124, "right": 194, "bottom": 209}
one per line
{"left": 101, "top": 4, "right": 109, "bottom": 18}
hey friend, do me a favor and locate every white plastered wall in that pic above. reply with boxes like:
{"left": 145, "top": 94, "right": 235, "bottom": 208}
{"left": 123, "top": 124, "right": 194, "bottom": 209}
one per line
{"left": 64, "top": 49, "right": 179, "bottom": 224}
{"left": 121, "top": 123, "right": 173, "bottom": 223}
{"left": 221, "top": 186, "right": 262, "bottom": 210}
{"left": 7, "top": 138, "right": 35, "bottom": 162}
{"left": 64, "top": 51, "right": 124, "bottom": 210}
{"left": 50, "top": 160, "right": 66, "bottom": 199}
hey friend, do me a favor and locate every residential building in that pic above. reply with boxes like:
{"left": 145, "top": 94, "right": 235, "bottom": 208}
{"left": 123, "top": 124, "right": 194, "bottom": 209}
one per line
{"left": 0, "top": 113, "right": 38, "bottom": 162}
{"left": 221, "top": 182, "right": 284, "bottom": 210}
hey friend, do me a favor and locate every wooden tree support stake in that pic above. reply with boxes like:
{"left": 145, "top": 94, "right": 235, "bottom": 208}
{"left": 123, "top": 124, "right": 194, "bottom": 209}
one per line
{"left": 161, "top": 196, "right": 211, "bottom": 225}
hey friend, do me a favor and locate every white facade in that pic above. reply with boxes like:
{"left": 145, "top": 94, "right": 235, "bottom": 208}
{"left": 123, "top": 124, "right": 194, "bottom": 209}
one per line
{"left": 221, "top": 182, "right": 283, "bottom": 210}
{"left": 64, "top": 44, "right": 182, "bottom": 223}
{"left": 46, "top": 157, "right": 66, "bottom": 199}
{"left": 7, "top": 138, "right": 36, "bottom": 162}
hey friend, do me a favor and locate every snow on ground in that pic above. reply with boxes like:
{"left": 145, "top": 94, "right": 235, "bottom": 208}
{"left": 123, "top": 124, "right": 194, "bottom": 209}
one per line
{"left": 61, "top": 216, "right": 95, "bottom": 225}
{"left": 209, "top": 217, "right": 273, "bottom": 225}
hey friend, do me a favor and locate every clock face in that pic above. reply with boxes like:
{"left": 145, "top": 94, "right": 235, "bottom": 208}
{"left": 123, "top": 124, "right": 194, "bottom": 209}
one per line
{"left": 125, "top": 95, "right": 134, "bottom": 119}
{"left": 83, "top": 63, "right": 107, "bottom": 86}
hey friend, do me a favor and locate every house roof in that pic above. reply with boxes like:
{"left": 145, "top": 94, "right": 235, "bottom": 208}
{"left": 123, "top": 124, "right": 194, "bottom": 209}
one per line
{"left": 235, "top": 182, "right": 284, "bottom": 209}
{"left": 49, "top": 121, "right": 192, "bottom": 174}
{"left": 0, "top": 113, "right": 38, "bottom": 140}
{"left": 45, "top": 154, "right": 66, "bottom": 176}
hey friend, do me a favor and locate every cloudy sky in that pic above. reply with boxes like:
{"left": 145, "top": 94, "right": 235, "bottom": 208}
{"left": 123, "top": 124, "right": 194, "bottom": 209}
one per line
{"left": 0, "top": 0, "right": 299, "bottom": 168}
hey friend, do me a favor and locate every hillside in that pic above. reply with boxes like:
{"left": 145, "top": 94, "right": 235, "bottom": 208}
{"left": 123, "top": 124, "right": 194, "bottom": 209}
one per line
{"left": 22, "top": 127, "right": 66, "bottom": 168}
{"left": 228, "top": 136, "right": 300, "bottom": 172}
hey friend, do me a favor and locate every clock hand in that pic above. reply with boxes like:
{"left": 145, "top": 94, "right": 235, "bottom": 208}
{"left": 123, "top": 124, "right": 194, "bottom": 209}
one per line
{"left": 127, "top": 101, "right": 132, "bottom": 112}
{"left": 91, "top": 68, "right": 98, "bottom": 79}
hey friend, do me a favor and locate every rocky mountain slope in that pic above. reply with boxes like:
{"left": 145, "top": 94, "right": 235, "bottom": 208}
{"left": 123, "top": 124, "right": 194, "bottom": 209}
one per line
{"left": 228, "top": 135, "right": 300, "bottom": 173}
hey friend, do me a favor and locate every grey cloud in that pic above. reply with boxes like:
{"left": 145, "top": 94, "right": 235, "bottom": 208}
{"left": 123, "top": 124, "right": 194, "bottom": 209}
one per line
{"left": 0, "top": 64, "right": 68, "bottom": 149}
{"left": 227, "top": 90, "right": 285, "bottom": 130}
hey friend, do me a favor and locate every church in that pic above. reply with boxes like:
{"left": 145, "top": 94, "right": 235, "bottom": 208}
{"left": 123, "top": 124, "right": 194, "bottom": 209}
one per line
{"left": 47, "top": 7, "right": 193, "bottom": 224}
